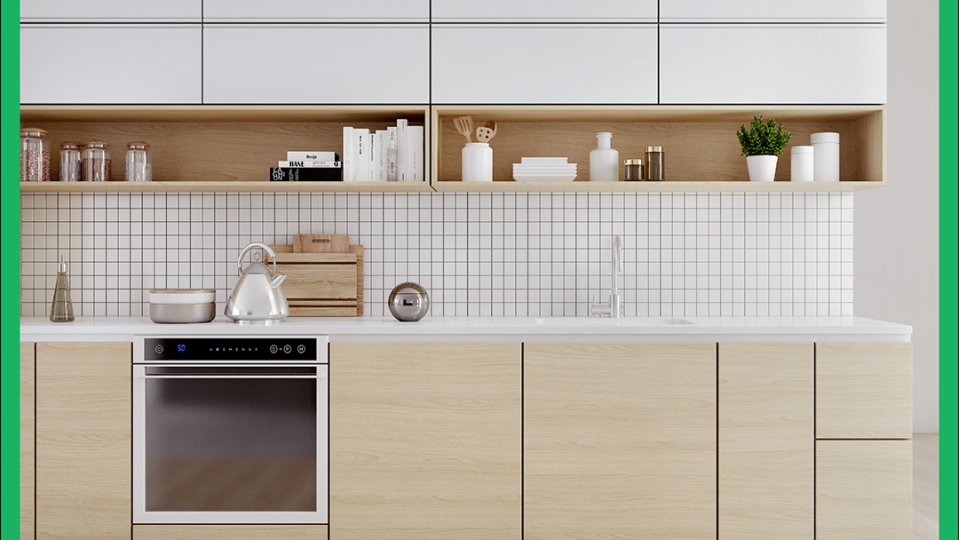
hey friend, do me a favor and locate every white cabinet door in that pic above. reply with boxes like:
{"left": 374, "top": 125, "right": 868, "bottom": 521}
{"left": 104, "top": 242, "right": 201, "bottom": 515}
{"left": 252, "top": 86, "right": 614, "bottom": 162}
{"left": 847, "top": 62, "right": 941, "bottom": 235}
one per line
{"left": 203, "top": 0, "right": 429, "bottom": 22}
{"left": 432, "top": 25, "right": 658, "bottom": 104}
{"left": 432, "top": 0, "right": 657, "bottom": 22}
{"left": 20, "top": 25, "right": 202, "bottom": 104}
{"left": 20, "top": 0, "right": 201, "bottom": 22}
{"left": 204, "top": 25, "right": 430, "bottom": 104}
{"left": 660, "top": 25, "right": 886, "bottom": 104}
{"left": 660, "top": 0, "right": 886, "bottom": 22}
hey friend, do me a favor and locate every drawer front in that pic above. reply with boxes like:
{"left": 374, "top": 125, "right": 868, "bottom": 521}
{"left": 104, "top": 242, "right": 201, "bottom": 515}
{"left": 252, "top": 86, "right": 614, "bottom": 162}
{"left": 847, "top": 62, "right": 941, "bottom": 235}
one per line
{"left": 21, "top": 0, "right": 201, "bottom": 22}
{"left": 816, "top": 342, "right": 912, "bottom": 439}
{"left": 432, "top": 0, "right": 657, "bottom": 22}
{"left": 203, "top": 25, "right": 430, "bottom": 104}
{"left": 133, "top": 525, "right": 328, "bottom": 540}
{"left": 20, "top": 25, "right": 202, "bottom": 104}
{"left": 660, "top": 0, "right": 886, "bottom": 22}
{"left": 660, "top": 24, "right": 886, "bottom": 104}
{"left": 816, "top": 440, "right": 912, "bottom": 540}
{"left": 203, "top": 0, "right": 429, "bottom": 22}
{"left": 432, "top": 25, "right": 658, "bottom": 104}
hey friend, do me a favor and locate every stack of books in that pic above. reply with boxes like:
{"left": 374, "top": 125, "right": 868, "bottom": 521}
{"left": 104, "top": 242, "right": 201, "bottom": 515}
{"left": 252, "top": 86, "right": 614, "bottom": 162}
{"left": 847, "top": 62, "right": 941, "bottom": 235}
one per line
{"left": 342, "top": 119, "right": 424, "bottom": 182}
{"left": 270, "top": 151, "right": 342, "bottom": 182}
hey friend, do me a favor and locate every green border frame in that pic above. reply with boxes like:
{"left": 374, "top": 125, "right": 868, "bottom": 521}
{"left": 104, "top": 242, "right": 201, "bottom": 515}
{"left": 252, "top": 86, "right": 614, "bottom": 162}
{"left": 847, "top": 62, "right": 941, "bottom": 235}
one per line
{"left": 2, "top": 1, "right": 21, "bottom": 539}
{"left": 939, "top": 1, "right": 957, "bottom": 538}
{"left": 1, "top": 4, "right": 957, "bottom": 539}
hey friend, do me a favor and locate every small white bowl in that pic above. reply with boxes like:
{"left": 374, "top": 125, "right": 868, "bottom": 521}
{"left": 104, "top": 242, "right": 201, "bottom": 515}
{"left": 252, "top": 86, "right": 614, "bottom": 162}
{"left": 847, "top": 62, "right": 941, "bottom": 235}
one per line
{"left": 150, "top": 289, "right": 215, "bottom": 305}
{"left": 150, "top": 302, "right": 216, "bottom": 324}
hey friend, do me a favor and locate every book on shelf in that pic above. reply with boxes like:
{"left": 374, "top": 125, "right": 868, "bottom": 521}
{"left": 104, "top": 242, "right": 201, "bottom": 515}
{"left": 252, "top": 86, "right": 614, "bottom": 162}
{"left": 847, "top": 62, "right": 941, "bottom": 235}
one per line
{"left": 270, "top": 167, "right": 343, "bottom": 182}
{"left": 406, "top": 125, "right": 423, "bottom": 182}
{"left": 287, "top": 151, "right": 339, "bottom": 162}
{"left": 375, "top": 130, "right": 388, "bottom": 182}
{"left": 396, "top": 119, "right": 408, "bottom": 182}
{"left": 278, "top": 161, "right": 342, "bottom": 168}
{"left": 342, "top": 127, "right": 354, "bottom": 182}
{"left": 387, "top": 126, "right": 398, "bottom": 182}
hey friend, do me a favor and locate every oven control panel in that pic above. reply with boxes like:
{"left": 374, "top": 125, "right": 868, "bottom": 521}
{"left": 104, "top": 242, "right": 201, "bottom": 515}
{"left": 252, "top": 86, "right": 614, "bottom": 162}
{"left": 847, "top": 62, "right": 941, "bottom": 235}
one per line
{"left": 143, "top": 337, "right": 321, "bottom": 361}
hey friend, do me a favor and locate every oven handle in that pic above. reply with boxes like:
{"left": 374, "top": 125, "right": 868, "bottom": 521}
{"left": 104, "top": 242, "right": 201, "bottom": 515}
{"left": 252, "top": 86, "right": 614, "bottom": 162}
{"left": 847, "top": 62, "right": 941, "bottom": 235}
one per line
{"left": 140, "top": 375, "right": 319, "bottom": 379}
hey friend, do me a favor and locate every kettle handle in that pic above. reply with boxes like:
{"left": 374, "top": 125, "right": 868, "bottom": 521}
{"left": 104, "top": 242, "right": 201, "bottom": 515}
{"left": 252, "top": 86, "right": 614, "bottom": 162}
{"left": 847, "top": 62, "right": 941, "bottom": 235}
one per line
{"left": 236, "top": 243, "right": 277, "bottom": 277}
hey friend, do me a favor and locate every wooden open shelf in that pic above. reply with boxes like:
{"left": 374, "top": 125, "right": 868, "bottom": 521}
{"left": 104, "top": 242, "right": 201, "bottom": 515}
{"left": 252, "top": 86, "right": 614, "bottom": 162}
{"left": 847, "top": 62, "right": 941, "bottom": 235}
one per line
{"left": 431, "top": 105, "right": 885, "bottom": 192}
{"left": 21, "top": 105, "right": 885, "bottom": 193}
{"left": 19, "top": 105, "right": 431, "bottom": 192}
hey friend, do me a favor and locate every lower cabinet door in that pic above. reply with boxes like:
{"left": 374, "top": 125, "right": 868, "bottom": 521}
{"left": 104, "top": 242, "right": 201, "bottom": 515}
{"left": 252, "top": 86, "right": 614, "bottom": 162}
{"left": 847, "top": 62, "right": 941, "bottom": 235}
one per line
{"left": 816, "top": 440, "right": 913, "bottom": 540}
{"left": 329, "top": 342, "right": 522, "bottom": 539}
{"left": 718, "top": 343, "right": 814, "bottom": 540}
{"left": 524, "top": 343, "right": 716, "bottom": 539}
{"left": 21, "top": 343, "right": 35, "bottom": 540}
{"left": 36, "top": 342, "right": 132, "bottom": 540}
{"left": 133, "top": 525, "right": 328, "bottom": 539}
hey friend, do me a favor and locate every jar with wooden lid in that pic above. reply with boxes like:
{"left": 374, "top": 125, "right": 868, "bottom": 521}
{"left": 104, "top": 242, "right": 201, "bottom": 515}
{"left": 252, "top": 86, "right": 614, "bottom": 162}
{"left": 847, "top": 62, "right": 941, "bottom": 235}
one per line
{"left": 624, "top": 159, "right": 644, "bottom": 181}
{"left": 81, "top": 141, "right": 111, "bottom": 182}
{"left": 124, "top": 141, "right": 152, "bottom": 182}
{"left": 59, "top": 142, "right": 83, "bottom": 182}
{"left": 21, "top": 128, "right": 51, "bottom": 182}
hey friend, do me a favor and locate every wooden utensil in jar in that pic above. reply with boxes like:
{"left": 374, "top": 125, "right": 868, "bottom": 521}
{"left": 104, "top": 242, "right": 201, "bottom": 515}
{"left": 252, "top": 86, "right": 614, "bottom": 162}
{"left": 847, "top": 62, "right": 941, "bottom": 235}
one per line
{"left": 454, "top": 116, "right": 474, "bottom": 143}
{"left": 484, "top": 120, "right": 497, "bottom": 141}
{"left": 475, "top": 127, "right": 493, "bottom": 143}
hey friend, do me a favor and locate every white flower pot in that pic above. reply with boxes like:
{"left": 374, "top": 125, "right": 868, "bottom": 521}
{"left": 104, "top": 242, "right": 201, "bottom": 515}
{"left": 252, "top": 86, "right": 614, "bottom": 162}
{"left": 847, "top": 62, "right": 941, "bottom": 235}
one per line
{"left": 746, "top": 155, "right": 778, "bottom": 182}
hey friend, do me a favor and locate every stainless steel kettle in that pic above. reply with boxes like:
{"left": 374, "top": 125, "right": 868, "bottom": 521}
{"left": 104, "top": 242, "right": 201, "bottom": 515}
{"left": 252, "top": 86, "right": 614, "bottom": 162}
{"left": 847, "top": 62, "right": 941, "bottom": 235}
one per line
{"left": 224, "top": 243, "right": 290, "bottom": 325}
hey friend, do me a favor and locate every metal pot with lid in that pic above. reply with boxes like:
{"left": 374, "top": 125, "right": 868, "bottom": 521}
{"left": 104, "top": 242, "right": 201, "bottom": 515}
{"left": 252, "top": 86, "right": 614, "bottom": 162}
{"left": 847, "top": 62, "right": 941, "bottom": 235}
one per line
{"left": 224, "top": 243, "right": 290, "bottom": 325}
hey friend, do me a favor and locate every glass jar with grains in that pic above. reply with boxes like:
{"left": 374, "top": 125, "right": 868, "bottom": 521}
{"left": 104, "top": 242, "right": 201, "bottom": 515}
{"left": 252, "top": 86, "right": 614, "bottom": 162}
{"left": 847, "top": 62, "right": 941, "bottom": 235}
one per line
{"left": 21, "top": 128, "right": 51, "bottom": 182}
{"left": 82, "top": 141, "right": 111, "bottom": 182}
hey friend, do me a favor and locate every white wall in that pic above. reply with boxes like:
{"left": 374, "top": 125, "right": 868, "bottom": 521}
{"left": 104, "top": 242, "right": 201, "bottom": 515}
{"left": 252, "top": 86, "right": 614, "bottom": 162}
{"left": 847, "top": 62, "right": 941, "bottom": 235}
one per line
{"left": 857, "top": 0, "right": 939, "bottom": 432}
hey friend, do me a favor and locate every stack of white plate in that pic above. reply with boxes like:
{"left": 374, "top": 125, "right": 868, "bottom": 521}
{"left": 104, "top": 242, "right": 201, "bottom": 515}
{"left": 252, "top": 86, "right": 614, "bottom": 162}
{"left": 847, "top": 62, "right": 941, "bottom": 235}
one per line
{"left": 149, "top": 289, "right": 216, "bottom": 323}
{"left": 513, "top": 157, "right": 577, "bottom": 182}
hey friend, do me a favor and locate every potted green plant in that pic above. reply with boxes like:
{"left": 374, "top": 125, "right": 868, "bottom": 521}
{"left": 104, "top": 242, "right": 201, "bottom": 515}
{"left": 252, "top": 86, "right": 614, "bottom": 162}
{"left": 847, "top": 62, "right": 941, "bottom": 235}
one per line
{"left": 736, "top": 116, "right": 793, "bottom": 182}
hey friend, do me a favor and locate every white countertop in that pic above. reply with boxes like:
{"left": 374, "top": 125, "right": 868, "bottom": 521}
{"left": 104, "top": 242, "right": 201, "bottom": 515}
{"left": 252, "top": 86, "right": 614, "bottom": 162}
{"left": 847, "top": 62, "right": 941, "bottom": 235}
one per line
{"left": 20, "top": 316, "right": 912, "bottom": 343}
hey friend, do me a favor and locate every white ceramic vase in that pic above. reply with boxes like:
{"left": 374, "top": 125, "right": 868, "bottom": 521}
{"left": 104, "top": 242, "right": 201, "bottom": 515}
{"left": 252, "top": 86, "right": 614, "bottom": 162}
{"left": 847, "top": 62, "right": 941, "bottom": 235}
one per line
{"left": 746, "top": 155, "right": 778, "bottom": 182}
{"left": 462, "top": 143, "right": 493, "bottom": 182}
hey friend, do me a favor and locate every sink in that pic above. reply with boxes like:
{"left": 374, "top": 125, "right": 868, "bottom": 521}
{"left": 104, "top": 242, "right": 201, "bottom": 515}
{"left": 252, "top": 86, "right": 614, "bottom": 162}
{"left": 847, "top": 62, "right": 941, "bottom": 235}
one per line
{"left": 534, "top": 317, "right": 695, "bottom": 327}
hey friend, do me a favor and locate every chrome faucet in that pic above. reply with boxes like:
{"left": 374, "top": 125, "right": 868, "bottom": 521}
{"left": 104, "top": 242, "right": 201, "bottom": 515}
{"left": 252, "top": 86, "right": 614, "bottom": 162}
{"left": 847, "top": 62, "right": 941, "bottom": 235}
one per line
{"left": 591, "top": 235, "right": 625, "bottom": 318}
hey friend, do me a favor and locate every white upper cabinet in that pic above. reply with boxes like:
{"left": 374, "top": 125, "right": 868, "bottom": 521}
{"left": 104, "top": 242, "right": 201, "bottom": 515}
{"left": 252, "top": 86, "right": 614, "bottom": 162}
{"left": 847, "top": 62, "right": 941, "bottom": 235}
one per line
{"left": 20, "top": 0, "right": 201, "bottom": 22}
{"left": 203, "top": 0, "right": 429, "bottom": 22}
{"left": 432, "top": 0, "right": 657, "bottom": 22}
{"left": 660, "top": 25, "right": 886, "bottom": 104}
{"left": 204, "top": 25, "right": 430, "bottom": 104}
{"left": 432, "top": 25, "right": 658, "bottom": 104}
{"left": 21, "top": 25, "right": 202, "bottom": 104}
{"left": 660, "top": 0, "right": 886, "bottom": 23}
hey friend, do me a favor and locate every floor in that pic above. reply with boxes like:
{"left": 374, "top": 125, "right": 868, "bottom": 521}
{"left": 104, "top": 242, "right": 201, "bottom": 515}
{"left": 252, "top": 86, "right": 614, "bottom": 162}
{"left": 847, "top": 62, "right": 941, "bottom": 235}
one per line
{"left": 914, "top": 433, "right": 939, "bottom": 540}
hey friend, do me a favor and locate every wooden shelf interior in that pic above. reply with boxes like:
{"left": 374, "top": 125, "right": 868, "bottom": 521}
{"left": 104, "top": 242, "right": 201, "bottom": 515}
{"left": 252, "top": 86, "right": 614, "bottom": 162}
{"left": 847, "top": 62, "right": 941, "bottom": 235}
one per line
{"left": 20, "top": 105, "right": 430, "bottom": 185}
{"left": 432, "top": 106, "right": 884, "bottom": 185}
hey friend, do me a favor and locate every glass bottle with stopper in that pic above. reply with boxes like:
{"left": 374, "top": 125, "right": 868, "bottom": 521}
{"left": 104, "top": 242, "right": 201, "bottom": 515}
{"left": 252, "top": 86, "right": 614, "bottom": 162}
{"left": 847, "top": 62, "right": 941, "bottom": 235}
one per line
{"left": 50, "top": 256, "right": 75, "bottom": 323}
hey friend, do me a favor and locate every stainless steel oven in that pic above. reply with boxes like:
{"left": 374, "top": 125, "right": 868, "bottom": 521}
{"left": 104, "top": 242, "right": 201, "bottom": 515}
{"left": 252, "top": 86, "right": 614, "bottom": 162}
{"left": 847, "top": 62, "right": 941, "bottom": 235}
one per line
{"left": 133, "top": 335, "right": 328, "bottom": 524}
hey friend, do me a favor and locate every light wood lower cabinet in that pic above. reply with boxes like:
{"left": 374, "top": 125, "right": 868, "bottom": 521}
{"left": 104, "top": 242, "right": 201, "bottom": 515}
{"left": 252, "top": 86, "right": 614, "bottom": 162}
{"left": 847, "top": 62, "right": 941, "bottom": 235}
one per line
{"left": 21, "top": 343, "right": 36, "bottom": 540}
{"left": 524, "top": 342, "right": 716, "bottom": 540}
{"left": 329, "top": 342, "right": 522, "bottom": 540}
{"left": 36, "top": 342, "right": 132, "bottom": 540}
{"left": 816, "top": 440, "right": 913, "bottom": 540}
{"left": 718, "top": 342, "right": 814, "bottom": 540}
{"left": 133, "top": 525, "right": 328, "bottom": 539}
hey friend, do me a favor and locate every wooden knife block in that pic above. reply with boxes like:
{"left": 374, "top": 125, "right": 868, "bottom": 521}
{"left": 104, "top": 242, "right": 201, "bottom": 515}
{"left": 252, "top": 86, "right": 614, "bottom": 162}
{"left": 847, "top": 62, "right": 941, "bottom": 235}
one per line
{"left": 267, "top": 244, "right": 364, "bottom": 316}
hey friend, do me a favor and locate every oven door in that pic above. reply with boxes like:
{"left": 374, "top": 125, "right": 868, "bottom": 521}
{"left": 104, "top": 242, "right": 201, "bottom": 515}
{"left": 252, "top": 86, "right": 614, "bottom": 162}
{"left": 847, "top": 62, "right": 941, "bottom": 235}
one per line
{"left": 133, "top": 364, "right": 328, "bottom": 524}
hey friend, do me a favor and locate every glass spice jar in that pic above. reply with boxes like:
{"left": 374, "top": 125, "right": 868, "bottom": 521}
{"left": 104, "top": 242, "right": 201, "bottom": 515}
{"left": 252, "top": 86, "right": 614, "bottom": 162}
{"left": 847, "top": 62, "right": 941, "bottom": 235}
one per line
{"left": 645, "top": 146, "right": 664, "bottom": 181}
{"left": 624, "top": 159, "right": 644, "bottom": 181}
{"left": 59, "top": 142, "right": 83, "bottom": 182}
{"left": 124, "top": 141, "right": 152, "bottom": 182}
{"left": 21, "top": 127, "right": 52, "bottom": 182}
{"left": 81, "top": 141, "right": 111, "bottom": 182}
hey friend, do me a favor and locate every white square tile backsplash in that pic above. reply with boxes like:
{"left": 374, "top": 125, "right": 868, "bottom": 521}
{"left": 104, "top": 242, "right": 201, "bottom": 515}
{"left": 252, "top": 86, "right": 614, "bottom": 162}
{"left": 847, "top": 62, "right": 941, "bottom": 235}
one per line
{"left": 20, "top": 191, "right": 853, "bottom": 318}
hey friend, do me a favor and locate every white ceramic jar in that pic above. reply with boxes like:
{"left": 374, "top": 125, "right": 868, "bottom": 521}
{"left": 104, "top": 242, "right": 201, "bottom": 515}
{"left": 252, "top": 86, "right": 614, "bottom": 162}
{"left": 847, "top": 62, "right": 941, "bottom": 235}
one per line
{"left": 462, "top": 143, "right": 493, "bottom": 182}
{"left": 790, "top": 146, "right": 814, "bottom": 182}
{"left": 810, "top": 132, "right": 839, "bottom": 182}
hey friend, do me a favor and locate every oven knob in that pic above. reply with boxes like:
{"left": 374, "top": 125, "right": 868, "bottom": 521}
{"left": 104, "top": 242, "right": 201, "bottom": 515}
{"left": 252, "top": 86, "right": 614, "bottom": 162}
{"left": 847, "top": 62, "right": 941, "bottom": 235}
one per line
{"left": 283, "top": 344, "right": 292, "bottom": 354}
{"left": 269, "top": 344, "right": 278, "bottom": 354}
{"left": 297, "top": 344, "right": 306, "bottom": 354}
{"left": 155, "top": 345, "right": 164, "bottom": 354}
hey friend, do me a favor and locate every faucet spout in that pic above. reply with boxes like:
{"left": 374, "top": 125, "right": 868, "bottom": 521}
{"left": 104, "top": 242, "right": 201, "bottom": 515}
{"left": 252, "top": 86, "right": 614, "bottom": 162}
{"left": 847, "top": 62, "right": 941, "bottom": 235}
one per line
{"left": 591, "top": 235, "right": 625, "bottom": 318}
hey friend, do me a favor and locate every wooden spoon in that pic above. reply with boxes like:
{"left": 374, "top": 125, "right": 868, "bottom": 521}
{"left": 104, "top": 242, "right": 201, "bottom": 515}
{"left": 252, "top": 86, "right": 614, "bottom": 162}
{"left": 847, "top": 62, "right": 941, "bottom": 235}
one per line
{"left": 454, "top": 116, "right": 473, "bottom": 143}
{"left": 484, "top": 120, "right": 497, "bottom": 141}
{"left": 475, "top": 127, "right": 493, "bottom": 143}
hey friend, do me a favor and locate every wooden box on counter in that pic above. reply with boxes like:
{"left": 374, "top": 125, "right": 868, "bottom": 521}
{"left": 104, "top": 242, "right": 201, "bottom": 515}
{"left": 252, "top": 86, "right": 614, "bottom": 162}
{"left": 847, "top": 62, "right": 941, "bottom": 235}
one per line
{"left": 267, "top": 244, "right": 365, "bottom": 316}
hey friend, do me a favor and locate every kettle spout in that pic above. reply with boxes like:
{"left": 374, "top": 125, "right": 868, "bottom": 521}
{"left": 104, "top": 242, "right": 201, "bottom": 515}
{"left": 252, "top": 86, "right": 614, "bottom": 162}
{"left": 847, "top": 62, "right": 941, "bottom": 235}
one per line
{"left": 270, "top": 274, "right": 287, "bottom": 288}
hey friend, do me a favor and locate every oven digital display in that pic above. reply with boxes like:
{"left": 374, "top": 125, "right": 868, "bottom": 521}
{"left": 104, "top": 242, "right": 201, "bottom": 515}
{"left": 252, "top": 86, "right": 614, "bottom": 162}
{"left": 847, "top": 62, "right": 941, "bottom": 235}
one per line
{"left": 145, "top": 338, "right": 318, "bottom": 361}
